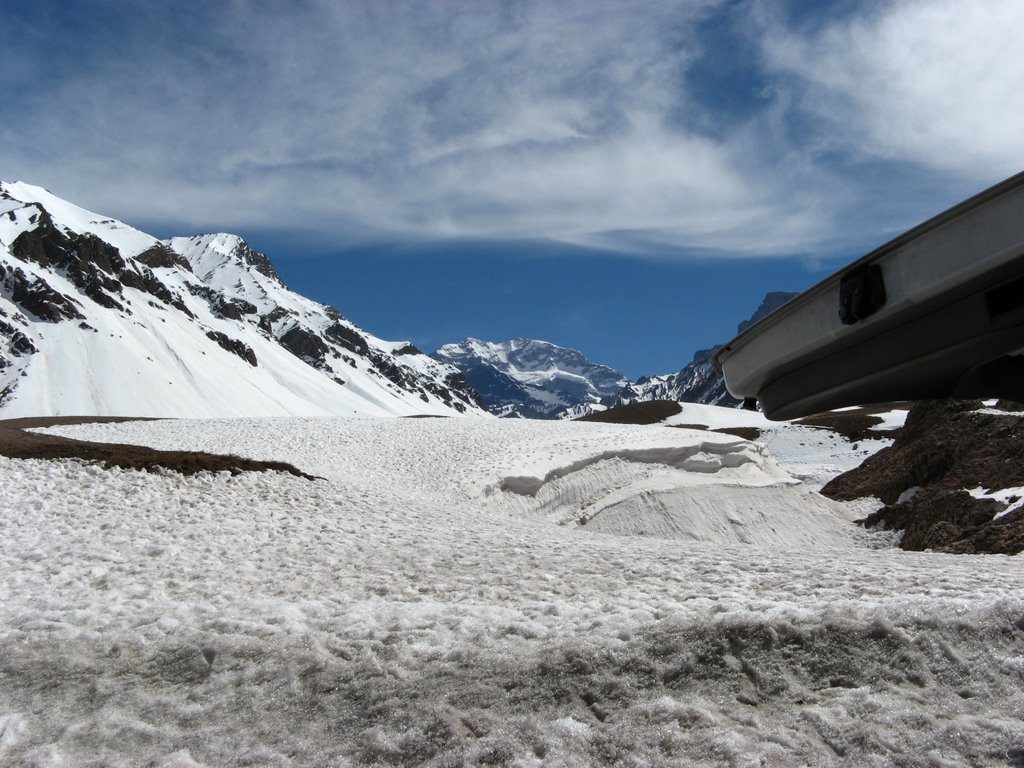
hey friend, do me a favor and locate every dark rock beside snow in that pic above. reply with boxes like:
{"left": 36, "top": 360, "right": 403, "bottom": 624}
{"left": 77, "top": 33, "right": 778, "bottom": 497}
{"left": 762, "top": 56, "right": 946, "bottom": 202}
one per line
{"left": 205, "top": 331, "right": 258, "bottom": 367}
{"left": 822, "top": 400, "right": 1024, "bottom": 555}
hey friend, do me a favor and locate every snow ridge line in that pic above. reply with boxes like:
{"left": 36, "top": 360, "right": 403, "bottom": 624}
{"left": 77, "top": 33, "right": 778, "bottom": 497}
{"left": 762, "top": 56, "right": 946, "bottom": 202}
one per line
{"left": 494, "top": 440, "right": 763, "bottom": 497}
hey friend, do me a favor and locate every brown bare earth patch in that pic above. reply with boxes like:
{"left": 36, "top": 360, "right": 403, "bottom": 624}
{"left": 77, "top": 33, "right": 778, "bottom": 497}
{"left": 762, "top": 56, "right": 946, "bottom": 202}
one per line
{"left": 0, "top": 416, "right": 317, "bottom": 479}
{"left": 577, "top": 400, "right": 682, "bottom": 425}
{"left": 669, "top": 423, "right": 764, "bottom": 441}
{"left": 822, "top": 400, "right": 1024, "bottom": 555}
{"left": 713, "top": 426, "right": 763, "bottom": 441}
{"left": 795, "top": 404, "right": 907, "bottom": 442}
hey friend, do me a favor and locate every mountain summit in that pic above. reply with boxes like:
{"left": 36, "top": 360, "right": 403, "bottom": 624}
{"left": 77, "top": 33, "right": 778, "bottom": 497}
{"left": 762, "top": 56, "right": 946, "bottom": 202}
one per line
{"left": 433, "top": 337, "right": 629, "bottom": 419}
{"left": 0, "top": 182, "right": 483, "bottom": 418}
{"left": 437, "top": 293, "right": 798, "bottom": 419}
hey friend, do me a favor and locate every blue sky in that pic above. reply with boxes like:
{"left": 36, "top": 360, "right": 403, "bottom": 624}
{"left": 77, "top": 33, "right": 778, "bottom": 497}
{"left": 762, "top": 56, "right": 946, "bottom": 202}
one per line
{"left": 3, "top": 0, "right": 1022, "bottom": 378}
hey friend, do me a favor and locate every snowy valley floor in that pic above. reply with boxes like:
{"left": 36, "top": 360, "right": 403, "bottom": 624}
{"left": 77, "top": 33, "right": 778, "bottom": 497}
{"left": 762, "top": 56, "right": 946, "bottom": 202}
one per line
{"left": 1, "top": 414, "right": 1023, "bottom": 767}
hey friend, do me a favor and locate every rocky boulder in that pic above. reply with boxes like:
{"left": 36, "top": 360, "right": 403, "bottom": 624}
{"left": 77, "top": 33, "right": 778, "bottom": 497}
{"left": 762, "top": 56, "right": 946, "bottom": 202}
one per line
{"left": 822, "top": 400, "right": 1024, "bottom": 555}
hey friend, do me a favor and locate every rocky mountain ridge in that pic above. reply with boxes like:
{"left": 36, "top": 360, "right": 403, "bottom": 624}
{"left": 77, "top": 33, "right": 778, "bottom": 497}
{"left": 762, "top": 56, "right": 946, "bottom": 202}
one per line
{"left": 436, "top": 292, "right": 798, "bottom": 419}
{"left": 433, "top": 337, "right": 629, "bottom": 419}
{"left": 0, "top": 181, "right": 483, "bottom": 418}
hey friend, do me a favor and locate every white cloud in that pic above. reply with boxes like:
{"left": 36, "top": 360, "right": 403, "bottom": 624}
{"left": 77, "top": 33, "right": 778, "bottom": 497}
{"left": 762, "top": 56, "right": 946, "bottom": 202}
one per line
{"left": 3, "top": 0, "right": 1019, "bottom": 257}
{"left": 761, "top": 0, "right": 1024, "bottom": 179}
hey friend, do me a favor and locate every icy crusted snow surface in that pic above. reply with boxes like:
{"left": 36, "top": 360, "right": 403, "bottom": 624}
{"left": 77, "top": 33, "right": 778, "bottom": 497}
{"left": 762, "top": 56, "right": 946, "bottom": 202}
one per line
{"left": 4, "top": 418, "right": 1024, "bottom": 767}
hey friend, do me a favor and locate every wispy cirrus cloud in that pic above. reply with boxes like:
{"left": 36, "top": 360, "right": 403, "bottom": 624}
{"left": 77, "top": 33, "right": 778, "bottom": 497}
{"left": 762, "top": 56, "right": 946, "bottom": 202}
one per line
{"left": 2, "top": 0, "right": 1020, "bottom": 258}
{"left": 760, "top": 0, "right": 1024, "bottom": 179}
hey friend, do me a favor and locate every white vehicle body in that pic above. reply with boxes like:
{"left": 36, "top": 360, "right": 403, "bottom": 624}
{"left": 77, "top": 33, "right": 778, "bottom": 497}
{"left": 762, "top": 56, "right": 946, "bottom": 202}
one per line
{"left": 713, "top": 171, "right": 1024, "bottom": 420}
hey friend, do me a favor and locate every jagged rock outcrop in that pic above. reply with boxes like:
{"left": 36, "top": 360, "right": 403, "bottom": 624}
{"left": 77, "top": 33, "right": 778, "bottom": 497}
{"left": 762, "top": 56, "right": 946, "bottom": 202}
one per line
{"left": 822, "top": 400, "right": 1024, "bottom": 554}
{"left": 205, "top": 331, "right": 258, "bottom": 367}
{"left": 1, "top": 264, "right": 84, "bottom": 322}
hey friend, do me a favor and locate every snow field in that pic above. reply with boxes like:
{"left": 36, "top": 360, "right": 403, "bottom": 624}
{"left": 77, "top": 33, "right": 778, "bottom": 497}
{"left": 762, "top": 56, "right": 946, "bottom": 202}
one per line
{"left": 2, "top": 417, "right": 1022, "bottom": 766}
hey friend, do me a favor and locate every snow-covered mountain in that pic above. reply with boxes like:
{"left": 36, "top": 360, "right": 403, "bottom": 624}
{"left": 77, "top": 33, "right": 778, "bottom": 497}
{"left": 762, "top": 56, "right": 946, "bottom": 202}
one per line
{"left": 625, "top": 347, "right": 738, "bottom": 407}
{"left": 433, "top": 337, "right": 629, "bottom": 419}
{"left": 438, "top": 293, "right": 798, "bottom": 420}
{"left": 0, "top": 181, "right": 483, "bottom": 418}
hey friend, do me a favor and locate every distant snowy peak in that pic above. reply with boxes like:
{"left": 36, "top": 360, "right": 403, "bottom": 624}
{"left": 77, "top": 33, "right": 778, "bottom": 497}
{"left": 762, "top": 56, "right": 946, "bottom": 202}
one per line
{"left": 436, "top": 290, "right": 800, "bottom": 420}
{"left": 0, "top": 180, "right": 484, "bottom": 418}
{"left": 625, "top": 347, "right": 739, "bottom": 408}
{"left": 434, "top": 337, "right": 628, "bottom": 419}
{"left": 438, "top": 337, "right": 625, "bottom": 386}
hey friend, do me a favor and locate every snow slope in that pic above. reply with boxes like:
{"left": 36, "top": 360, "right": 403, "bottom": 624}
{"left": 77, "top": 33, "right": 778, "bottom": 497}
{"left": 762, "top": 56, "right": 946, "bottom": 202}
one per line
{"left": 0, "top": 182, "right": 482, "bottom": 418}
{"left": 2, "top": 415, "right": 1021, "bottom": 766}
{"left": 0, "top": 181, "right": 159, "bottom": 258}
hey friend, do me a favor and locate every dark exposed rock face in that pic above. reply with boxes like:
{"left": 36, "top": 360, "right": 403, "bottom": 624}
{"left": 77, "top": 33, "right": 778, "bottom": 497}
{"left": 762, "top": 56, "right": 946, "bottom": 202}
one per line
{"left": 440, "top": 371, "right": 484, "bottom": 412}
{"left": 205, "top": 331, "right": 258, "bottom": 367}
{"left": 189, "top": 285, "right": 257, "bottom": 321}
{"left": 213, "top": 298, "right": 248, "bottom": 320}
{"left": 0, "top": 307, "right": 32, "bottom": 405}
{"left": 0, "top": 315, "right": 37, "bottom": 366}
{"left": 325, "top": 322, "right": 370, "bottom": 357}
{"left": 0, "top": 264, "right": 84, "bottom": 322}
{"left": 7, "top": 213, "right": 193, "bottom": 318}
{"left": 232, "top": 240, "right": 284, "bottom": 284}
{"left": 822, "top": 400, "right": 1024, "bottom": 555}
{"left": 257, "top": 305, "right": 292, "bottom": 334}
{"left": 136, "top": 244, "right": 194, "bottom": 273}
{"left": 12, "top": 225, "right": 128, "bottom": 312}
{"left": 119, "top": 265, "right": 194, "bottom": 317}
{"left": 279, "top": 326, "right": 330, "bottom": 365}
